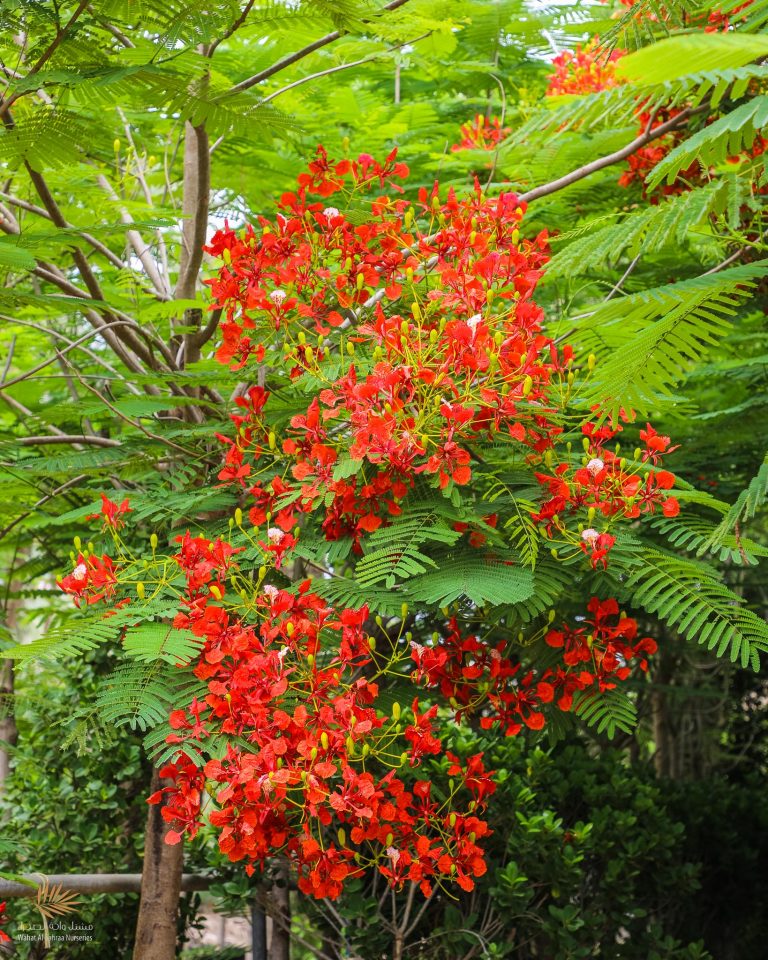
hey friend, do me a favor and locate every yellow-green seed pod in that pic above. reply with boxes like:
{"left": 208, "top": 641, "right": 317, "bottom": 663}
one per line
{"left": 386, "top": 832, "right": 394, "bottom": 846}
{"left": 449, "top": 812, "right": 457, "bottom": 827}
{"left": 400, "top": 751, "right": 408, "bottom": 766}
{"left": 392, "top": 702, "right": 401, "bottom": 721}
{"left": 346, "top": 340, "right": 355, "bottom": 356}
{"left": 268, "top": 431, "right": 276, "bottom": 450}
{"left": 548, "top": 609, "right": 556, "bottom": 623}
{"left": 369, "top": 636, "right": 376, "bottom": 651}
{"left": 346, "top": 736, "right": 355, "bottom": 755}
{"left": 583, "top": 437, "right": 590, "bottom": 452}
{"left": 150, "top": 533, "right": 158, "bottom": 551}
{"left": 258, "top": 565, "right": 267, "bottom": 581}
{"left": 321, "top": 732, "right": 329, "bottom": 750}
{"left": 401, "top": 602, "right": 408, "bottom": 619}
{"left": 235, "top": 507, "right": 243, "bottom": 526}
{"left": 222, "top": 248, "right": 231, "bottom": 265}
{"left": 412, "top": 301, "right": 421, "bottom": 321}
{"left": 588, "top": 353, "right": 596, "bottom": 371}
{"left": 113, "top": 138, "right": 120, "bottom": 153}
{"left": 522, "top": 375, "right": 533, "bottom": 397}
{"left": 137, "top": 581, "right": 145, "bottom": 599}
{"left": 551, "top": 547, "right": 558, "bottom": 559}
{"left": 338, "top": 828, "right": 346, "bottom": 847}
{"left": 298, "top": 331, "right": 306, "bottom": 345}
{"left": 286, "top": 621, "right": 295, "bottom": 637}
{"left": 356, "top": 272, "right": 365, "bottom": 291}
{"left": 210, "top": 584, "right": 222, "bottom": 600}
{"left": 634, "top": 447, "right": 642, "bottom": 461}
{"left": 431, "top": 194, "right": 440, "bottom": 211}
{"left": 310, "top": 747, "right": 318, "bottom": 761}
{"left": 375, "top": 615, "right": 383, "bottom": 627}
{"left": 305, "top": 346, "right": 314, "bottom": 363}
{"left": 74, "top": 535, "right": 81, "bottom": 551}
{"left": 362, "top": 744, "right": 370, "bottom": 758}
{"left": 587, "top": 507, "right": 596, "bottom": 523}
{"left": 486, "top": 288, "right": 494, "bottom": 304}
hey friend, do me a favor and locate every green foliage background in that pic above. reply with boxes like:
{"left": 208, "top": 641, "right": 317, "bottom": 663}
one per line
{"left": 0, "top": 0, "right": 766, "bottom": 957}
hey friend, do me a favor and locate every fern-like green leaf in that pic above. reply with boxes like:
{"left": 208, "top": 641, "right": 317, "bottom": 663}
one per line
{"left": 625, "top": 550, "right": 768, "bottom": 670}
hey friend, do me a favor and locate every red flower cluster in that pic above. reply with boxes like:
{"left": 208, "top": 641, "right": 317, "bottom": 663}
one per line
{"left": 546, "top": 39, "right": 625, "bottom": 97}
{"left": 130, "top": 530, "right": 495, "bottom": 900}
{"left": 411, "top": 598, "right": 656, "bottom": 735}
{"left": 615, "top": 0, "right": 754, "bottom": 32}
{"left": 0, "top": 901, "right": 10, "bottom": 943}
{"left": 58, "top": 552, "right": 117, "bottom": 606}
{"left": 58, "top": 151, "right": 678, "bottom": 903}
{"left": 545, "top": 30, "right": 761, "bottom": 199}
{"left": 532, "top": 415, "right": 679, "bottom": 568}
{"left": 451, "top": 114, "right": 510, "bottom": 151}
{"left": 206, "top": 147, "right": 572, "bottom": 552}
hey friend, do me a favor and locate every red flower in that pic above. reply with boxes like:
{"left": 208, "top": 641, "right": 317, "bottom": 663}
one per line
{"left": 87, "top": 493, "right": 132, "bottom": 530}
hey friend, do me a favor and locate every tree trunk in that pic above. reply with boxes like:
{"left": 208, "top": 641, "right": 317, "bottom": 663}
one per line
{"left": 269, "top": 860, "right": 291, "bottom": 960}
{"left": 0, "top": 594, "right": 20, "bottom": 790}
{"left": 132, "top": 768, "right": 184, "bottom": 960}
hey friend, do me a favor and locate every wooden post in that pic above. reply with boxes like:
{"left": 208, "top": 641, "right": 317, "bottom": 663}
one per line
{"left": 251, "top": 897, "right": 267, "bottom": 960}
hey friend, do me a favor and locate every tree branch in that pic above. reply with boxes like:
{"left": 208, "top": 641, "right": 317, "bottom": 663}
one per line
{"left": 207, "top": 0, "right": 257, "bottom": 59}
{"left": 228, "top": 0, "right": 413, "bottom": 95}
{"left": 518, "top": 107, "right": 705, "bottom": 204}
{"left": 174, "top": 121, "right": 210, "bottom": 300}
{"left": 19, "top": 434, "right": 122, "bottom": 448}
{"left": 0, "top": 474, "right": 87, "bottom": 544}
{"left": 1, "top": 317, "right": 142, "bottom": 394}
{"left": 257, "top": 33, "right": 430, "bottom": 107}
{"left": 0, "top": 0, "right": 90, "bottom": 116}
{"left": 96, "top": 174, "right": 171, "bottom": 300}
{"left": 0, "top": 189, "right": 130, "bottom": 272}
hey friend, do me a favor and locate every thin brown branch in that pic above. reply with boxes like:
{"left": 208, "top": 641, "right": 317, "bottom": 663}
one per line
{"left": 258, "top": 33, "right": 430, "bottom": 107}
{"left": 228, "top": 0, "right": 413, "bottom": 95}
{"left": 207, "top": 0, "right": 257, "bottom": 59}
{"left": 519, "top": 107, "right": 705, "bottom": 204}
{"left": 96, "top": 173, "right": 171, "bottom": 299}
{"left": 0, "top": 189, "right": 129, "bottom": 271}
{"left": 192, "top": 308, "right": 222, "bottom": 350}
{"left": 0, "top": 321, "right": 156, "bottom": 392}
{"left": 1, "top": 317, "right": 141, "bottom": 393}
{"left": 0, "top": 474, "right": 87, "bottom": 543}
{"left": 0, "top": 0, "right": 90, "bottom": 116}
{"left": 19, "top": 435, "right": 121, "bottom": 448}
{"left": 70, "top": 364, "right": 202, "bottom": 457}
{"left": 86, "top": 5, "right": 135, "bottom": 48}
